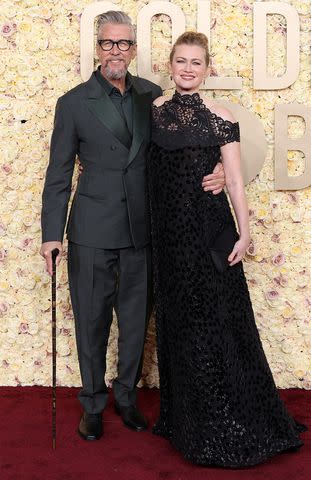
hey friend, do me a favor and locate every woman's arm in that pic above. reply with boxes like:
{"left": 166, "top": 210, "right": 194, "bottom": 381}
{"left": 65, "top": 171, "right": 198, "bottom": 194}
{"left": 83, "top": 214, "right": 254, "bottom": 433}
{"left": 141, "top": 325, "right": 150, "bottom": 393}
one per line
{"left": 217, "top": 108, "right": 250, "bottom": 265}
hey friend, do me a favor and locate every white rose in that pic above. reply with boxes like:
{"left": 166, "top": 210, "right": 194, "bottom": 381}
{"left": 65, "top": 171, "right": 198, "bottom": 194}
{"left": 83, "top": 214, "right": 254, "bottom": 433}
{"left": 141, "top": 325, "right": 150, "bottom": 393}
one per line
{"left": 28, "top": 322, "right": 39, "bottom": 335}
{"left": 12, "top": 101, "right": 34, "bottom": 121}
{"left": 57, "top": 339, "right": 71, "bottom": 357}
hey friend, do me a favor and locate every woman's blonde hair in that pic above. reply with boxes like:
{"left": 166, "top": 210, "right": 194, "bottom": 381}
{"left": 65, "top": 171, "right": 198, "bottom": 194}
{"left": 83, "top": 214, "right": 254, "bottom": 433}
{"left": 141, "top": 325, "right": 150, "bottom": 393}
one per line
{"left": 169, "top": 31, "right": 210, "bottom": 66}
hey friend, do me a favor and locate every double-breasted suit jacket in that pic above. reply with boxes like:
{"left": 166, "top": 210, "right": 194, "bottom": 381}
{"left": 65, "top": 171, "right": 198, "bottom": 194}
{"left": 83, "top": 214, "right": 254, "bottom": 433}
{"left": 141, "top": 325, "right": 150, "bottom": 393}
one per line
{"left": 41, "top": 72, "right": 162, "bottom": 248}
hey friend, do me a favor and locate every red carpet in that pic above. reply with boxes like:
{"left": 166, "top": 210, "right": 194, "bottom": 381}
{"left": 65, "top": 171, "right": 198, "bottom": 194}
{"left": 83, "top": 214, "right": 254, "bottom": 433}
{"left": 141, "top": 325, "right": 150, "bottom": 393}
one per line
{"left": 0, "top": 387, "right": 310, "bottom": 480}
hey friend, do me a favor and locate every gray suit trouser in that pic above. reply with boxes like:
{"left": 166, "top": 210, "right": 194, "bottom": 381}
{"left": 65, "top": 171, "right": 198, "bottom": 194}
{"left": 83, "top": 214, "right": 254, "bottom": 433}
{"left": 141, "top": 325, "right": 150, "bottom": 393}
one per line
{"left": 67, "top": 241, "right": 152, "bottom": 413}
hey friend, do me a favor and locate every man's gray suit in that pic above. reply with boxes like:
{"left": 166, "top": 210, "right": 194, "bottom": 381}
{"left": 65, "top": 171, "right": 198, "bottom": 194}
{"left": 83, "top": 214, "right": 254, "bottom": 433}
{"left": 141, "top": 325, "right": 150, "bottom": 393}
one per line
{"left": 42, "top": 72, "right": 162, "bottom": 412}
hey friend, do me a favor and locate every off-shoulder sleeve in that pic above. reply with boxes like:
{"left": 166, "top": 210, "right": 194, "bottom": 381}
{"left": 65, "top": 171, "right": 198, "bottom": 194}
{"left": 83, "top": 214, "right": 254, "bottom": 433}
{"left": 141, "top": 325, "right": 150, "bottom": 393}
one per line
{"left": 213, "top": 117, "right": 240, "bottom": 146}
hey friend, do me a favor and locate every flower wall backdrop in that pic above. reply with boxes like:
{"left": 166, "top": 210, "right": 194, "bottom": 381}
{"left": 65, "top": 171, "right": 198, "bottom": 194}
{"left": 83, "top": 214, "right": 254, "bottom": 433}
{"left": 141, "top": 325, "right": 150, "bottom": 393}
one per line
{"left": 0, "top": 0, "right": 310, "bottom": 388}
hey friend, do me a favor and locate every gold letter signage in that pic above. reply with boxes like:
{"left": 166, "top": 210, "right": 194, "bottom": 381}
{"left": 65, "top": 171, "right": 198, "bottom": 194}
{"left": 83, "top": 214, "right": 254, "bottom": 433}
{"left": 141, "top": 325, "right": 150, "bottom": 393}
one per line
{"left": 80, "top": 1, "right": 311, "bottom": 190}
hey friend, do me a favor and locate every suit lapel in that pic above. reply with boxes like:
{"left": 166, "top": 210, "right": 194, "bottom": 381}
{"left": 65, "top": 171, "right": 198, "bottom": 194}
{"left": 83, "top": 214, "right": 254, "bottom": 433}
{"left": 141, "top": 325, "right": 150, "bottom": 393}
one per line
{"left": 126, "top": 85, "right": 152, "bottom": 167}
{"left": 85, "top": 74, "right": 132, "bottom": 149}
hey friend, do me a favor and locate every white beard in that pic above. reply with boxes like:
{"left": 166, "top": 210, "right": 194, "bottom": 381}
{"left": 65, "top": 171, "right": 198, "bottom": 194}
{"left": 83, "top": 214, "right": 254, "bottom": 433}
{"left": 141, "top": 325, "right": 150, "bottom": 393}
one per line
{"left": 103, "top": 62, "right": 127, "bottom": 80}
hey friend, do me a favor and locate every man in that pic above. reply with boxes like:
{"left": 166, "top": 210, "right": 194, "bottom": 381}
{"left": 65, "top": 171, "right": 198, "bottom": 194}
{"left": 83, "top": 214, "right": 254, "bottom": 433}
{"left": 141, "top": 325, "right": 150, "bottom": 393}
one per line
{"left": 40, "top": 11, "right": 225, "bottom": 441}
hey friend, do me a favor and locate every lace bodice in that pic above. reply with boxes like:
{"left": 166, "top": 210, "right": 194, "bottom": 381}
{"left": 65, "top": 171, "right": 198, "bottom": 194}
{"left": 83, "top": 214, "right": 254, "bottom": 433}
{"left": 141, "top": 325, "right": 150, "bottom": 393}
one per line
{"left": 151, "top": 90, "right": 240, "bottom": 150}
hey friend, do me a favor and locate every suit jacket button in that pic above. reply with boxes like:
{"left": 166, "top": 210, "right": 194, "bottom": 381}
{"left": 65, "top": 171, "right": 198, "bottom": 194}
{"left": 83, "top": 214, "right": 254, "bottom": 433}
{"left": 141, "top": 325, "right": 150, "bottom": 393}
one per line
{"left": 121, "top": 198, "right": 126, "bottom": 202}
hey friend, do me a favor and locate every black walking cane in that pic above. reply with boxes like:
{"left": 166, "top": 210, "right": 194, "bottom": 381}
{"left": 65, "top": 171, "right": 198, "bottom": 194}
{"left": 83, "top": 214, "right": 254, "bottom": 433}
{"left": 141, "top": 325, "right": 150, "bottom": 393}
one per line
{"left": 51, "top": 248, "right": 59, "bottom": 450}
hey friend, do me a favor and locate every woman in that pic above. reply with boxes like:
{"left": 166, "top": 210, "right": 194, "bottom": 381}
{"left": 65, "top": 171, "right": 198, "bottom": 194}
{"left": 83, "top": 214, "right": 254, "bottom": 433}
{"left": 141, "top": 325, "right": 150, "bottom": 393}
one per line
{"left": 148, "top": 32, "right": 306, "bottom": 467}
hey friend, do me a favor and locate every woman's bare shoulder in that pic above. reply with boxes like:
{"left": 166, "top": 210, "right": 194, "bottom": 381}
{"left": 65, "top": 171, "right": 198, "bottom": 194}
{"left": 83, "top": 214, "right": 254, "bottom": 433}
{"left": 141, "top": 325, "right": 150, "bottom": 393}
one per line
{"left": 201, "top": 96, "right": 237, "bottom": 123}
{"left": 153, "top": 95, "right": 172, "bottom": 107}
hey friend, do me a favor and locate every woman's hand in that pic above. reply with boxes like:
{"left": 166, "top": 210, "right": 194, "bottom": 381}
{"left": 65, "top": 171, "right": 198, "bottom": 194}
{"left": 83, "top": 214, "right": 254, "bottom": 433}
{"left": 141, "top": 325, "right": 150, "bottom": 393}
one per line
{"left": 228, "top": 236, "right": 250, "bottom": 267}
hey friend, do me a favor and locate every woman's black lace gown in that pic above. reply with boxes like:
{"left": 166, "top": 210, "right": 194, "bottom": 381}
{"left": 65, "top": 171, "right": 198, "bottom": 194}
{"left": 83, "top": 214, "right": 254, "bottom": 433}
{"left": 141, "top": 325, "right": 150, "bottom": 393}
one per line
{"left": 148, "top": 91, "right": 305, "bottom": 467}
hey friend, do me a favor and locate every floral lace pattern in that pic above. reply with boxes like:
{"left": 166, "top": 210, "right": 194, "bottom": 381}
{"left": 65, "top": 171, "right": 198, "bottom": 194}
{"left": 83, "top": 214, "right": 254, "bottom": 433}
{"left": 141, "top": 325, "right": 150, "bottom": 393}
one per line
{"left": 152, "top": 90, "right": 240, "bottom": 150}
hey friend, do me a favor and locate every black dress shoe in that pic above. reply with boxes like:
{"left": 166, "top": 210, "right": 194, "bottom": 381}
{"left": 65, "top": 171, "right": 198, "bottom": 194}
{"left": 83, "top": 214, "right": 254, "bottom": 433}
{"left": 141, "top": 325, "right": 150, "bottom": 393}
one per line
{"left": 78, "top": 412, "right": 103, "bottom": 440}
{"left": 115, "top": 403, "right": 148, "bottom": 431}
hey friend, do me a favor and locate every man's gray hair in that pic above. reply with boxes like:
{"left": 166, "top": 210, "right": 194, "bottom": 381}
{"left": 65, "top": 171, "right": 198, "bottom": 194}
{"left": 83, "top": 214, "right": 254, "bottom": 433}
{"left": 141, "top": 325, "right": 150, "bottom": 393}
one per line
{"left": 97, "top": 11, "right": 136, "bottom": 42}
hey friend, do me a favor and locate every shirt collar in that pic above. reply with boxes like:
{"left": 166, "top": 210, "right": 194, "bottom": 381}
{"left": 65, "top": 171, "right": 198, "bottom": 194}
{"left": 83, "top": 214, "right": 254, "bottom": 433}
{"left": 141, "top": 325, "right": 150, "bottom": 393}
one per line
{"left": 95, "top": 66, "right": 133, "bottom": 95}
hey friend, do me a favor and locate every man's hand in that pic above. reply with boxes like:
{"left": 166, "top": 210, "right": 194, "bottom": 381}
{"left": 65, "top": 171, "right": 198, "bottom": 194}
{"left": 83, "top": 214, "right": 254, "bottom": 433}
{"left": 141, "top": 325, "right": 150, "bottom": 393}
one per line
{"left": 40, "top": 241, "right": 63, "bottom": 276}
{"left": 77, "top": 159, "right": 83, "bottom": 175}
{"left": 202, "top": 162, "right": 225, "bottom": 195}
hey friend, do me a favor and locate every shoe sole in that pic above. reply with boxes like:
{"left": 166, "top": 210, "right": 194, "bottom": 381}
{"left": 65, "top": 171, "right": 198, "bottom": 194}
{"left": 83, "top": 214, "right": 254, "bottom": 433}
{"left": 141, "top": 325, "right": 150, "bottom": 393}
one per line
{"left": 123, "top": 422, "right": 147, "bottom": 432}
{"left": 77, "top": 428, "right": 102, "bottom": 441}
